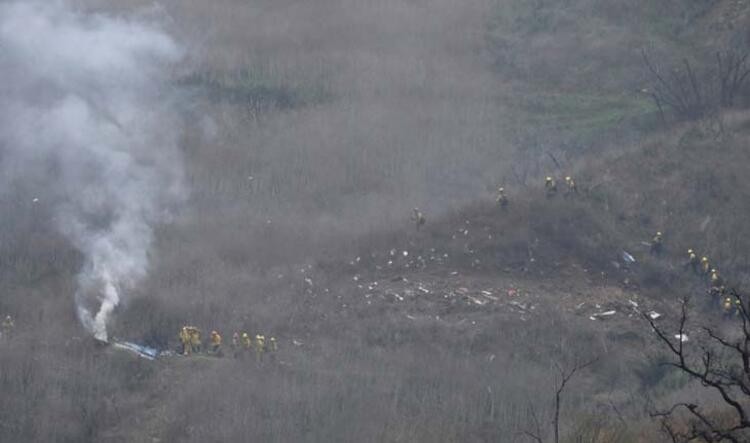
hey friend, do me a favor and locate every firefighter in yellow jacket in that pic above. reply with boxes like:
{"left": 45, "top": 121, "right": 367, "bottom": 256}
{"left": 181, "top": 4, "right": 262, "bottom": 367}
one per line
{"left": 723, "top": 296, "right": 737, "bottom": 319}
{"left": 544, "top": 176, "right": 557, "bottom": 198}
{"left": 189, "top": 327, "right": 202, "bottom": 354}
{"left": 242, "top": 332, "right": 252, "bottom": 350}
{"left": 564, "top": 176, "right": 577, "bottom": 196}
{"left": 255, "top": 334, "right": 265, "bottom": 362}
{"left": 179, "top": 326, "right": 191, "bottom": 355}
{"left": 701, "top": 257, "right": 710, "bottom": 275}
{"left": 209, "top": 330, "right": 223, "bottom": 357}
{"left": 496, "top": 187, "right": 508, "bottom": 209}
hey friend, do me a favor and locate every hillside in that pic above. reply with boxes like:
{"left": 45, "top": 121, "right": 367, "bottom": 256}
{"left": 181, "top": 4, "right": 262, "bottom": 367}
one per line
{"left": 3, "top": 0, "right": 750, "bottom": 442}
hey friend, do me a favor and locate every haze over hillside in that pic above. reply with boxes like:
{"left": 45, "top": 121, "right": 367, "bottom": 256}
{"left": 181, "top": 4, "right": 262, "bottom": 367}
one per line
{"left": 3, "top": 0, "right": 750, "bottom": 442}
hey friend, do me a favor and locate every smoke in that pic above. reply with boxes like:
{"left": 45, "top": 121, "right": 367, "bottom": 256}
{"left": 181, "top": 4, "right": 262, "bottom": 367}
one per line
{"left": 0, "top": 1, "right": 185, "bottom": 341}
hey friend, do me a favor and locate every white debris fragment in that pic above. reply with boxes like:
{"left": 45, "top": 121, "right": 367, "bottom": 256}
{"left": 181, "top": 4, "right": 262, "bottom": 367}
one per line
{"left": 648, "top": 311, "right": 662, "bottom": 320}
{"left": 628, "top": 300, "right": 639, "bottom": 308}
{"left": 32, "top": 198, "right": 39, "bottom": 203}
{"left": 406, "top": 314, "right": 416, "bottom": 320}
{"left": 590, "top": 310, "right": 616, "bottom": 319}
{"left": 402, "top": 250, "right": 409, "bottom": 257}
{"left": 418, "top": 286, "right": 430, "bottom": 294}
{"left": 394, "top": 293, "right": 404, "bottom": 302}
{"left": 622, "top": 251, "right": 636, "bottom": 263}
{"left": 304, "top": 277, "right": 313, "bottom": 287}
{"left": 450, "top": 271, "right": 458, "bottom": 276}
{"left": 481, "top": 290, "right": 492, "bottom": 296}
{"left": 675, "top": 334, "right": 688, "bottom": 342}
{"left": 467, "top": 296, "right": 486, "bottom": 306}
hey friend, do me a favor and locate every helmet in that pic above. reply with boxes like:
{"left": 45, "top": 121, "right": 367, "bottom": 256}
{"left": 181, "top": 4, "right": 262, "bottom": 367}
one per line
{"left": 711, "top": 269, "right": 717, "bottom": 274}
{"left": 211, "top": 330, "right": 218, "bottom": 335}
{"left": 656, "top": 231, "right": 662, "bottom": 236}
{"left": 702, "top": 257, "right": 708, "bottom": 262}
{"left": 565, "top": 176, "right": 571, "bottom": 181}
{"left": 546, "top": 176, "right": 552, "bottom": 182}
{"left": 242, "top": 332, "right": 249, "bottom": 338}
{"left": 688, "top": 249, "right": 693, "bottom": 254}
{"left": 498, "top": 187, "right": 504, "bottom": 192}
{"left": 270, "top": 337, "right": 276, "bottom": 342}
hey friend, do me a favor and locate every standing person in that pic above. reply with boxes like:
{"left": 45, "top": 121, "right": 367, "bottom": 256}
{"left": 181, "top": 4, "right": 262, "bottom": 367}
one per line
{"left": 564, "top": 176, "right": 578, "bottom": 196}
{"left": 544, "top": 176, "right": 557, "bottom": 198}
{"left": 255, "top": 334, "right": 265, "bottom": 363}
{"left": 411, "top": 208, "right": 426, "bottom": 231}
{"left": 179, "top": 326, "right": 192, "bottom": 355}
{"left": 231, "top": 332, "right": 241, "bottom": 358}
{"left": 650, "top": 232, "right": 663, "bottom": 256}
{"left": 268, "top": 337, "right": 278, "bottom": 362}
{"left": 496, "top": 187, "right": 508, "bottom": 209}
{"left": 242, "top": 332, "right": 252, "bottom": 360}
{"left": 209, "top": 330, "right": 223, "bottom": 357}
{"left": 189, "top": 327, "right": 202, "bottom": 354}
{"left": 2, "top": 315, "right": 15, "bottom": 341}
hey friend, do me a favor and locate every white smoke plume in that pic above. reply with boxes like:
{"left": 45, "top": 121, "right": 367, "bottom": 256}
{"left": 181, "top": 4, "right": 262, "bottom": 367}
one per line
{"left": 0, "top": 2, "right": 185, "bottom": 341}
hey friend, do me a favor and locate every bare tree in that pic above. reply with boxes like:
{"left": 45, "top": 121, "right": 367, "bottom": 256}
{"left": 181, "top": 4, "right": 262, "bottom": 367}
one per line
{"left": 641, "top": 47, "right": 750, "bottom": 122}
{"left": 521, "top": 357, "right": 598, "bottom": 443}
{"left": 645, "top": 290, "right": 750, "bottom": 442}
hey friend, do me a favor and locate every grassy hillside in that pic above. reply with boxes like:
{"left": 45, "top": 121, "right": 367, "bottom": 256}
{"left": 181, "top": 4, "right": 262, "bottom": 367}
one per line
{"left": 3, "top": 0, "right": 750, "bottom": 442}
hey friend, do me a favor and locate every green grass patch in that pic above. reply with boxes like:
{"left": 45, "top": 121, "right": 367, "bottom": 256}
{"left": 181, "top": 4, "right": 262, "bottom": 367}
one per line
{"left": 508, "top": 91, "right": 657, "bottom": 139}
{"left": 178, "top": 68, "right": 332, "bottom": 110}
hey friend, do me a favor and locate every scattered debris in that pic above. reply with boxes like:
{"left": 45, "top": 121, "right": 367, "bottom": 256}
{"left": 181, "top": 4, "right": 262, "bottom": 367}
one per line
{"left": 675, "top": 334, "right": 688, "bottom": 343}
{"left": 647, "top": 311, "right": 662, "bottom": 320}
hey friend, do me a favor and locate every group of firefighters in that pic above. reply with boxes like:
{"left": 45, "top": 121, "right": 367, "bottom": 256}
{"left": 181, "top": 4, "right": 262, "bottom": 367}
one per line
{"left": 496, "top": 175, "right": 579, "bottom": 210}
{"left": 178, "top": 326, "right": 278, "bottom": 361}
{"left": 650, "top": 231, "right": 739, "bottom": 317}
{"left": 410, "top": 175, "right": 579, "bottom": 231}
{"left": 684, "top": 248, "right": 740, "bottom": 317}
